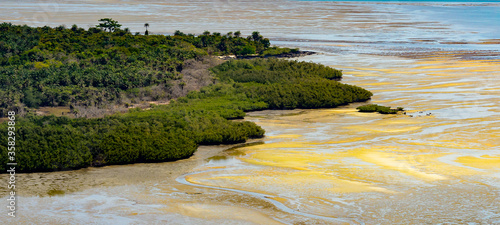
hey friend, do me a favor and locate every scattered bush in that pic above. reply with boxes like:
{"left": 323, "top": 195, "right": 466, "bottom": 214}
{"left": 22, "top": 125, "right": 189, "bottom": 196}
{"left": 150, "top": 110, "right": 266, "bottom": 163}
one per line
{"left": 356, "top": 104, "right": 404, "bottom": 114}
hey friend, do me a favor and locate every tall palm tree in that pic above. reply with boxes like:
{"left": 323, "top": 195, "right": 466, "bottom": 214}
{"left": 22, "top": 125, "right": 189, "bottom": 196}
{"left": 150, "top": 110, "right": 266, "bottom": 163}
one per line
{"left": 144, "top": 23, "right": 149, "bottom": 35}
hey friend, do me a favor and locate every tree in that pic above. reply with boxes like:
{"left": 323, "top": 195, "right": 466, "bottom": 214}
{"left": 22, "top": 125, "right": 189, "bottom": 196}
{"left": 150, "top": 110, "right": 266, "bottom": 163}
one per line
{"left": 174, "top": 30, "right": 185, "bottom": 36}
{"left": 144, "top": 23, "right": 149, "bottom": 35}
{"left": 238, "top": 45, "right": 256, "bottom": 56}
{"left": 96, "top": 18, "right": 122, "bottom": 32}
{"left": 251, "top": 31, "right": 262, "bottom": 42}
{"left": 234, "top": 31, "right": 241, "bottom": 38}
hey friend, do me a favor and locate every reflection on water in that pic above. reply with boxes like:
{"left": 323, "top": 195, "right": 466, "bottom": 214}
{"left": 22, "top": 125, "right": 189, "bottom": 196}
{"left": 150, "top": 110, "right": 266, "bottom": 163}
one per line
{"left": 1, "top": 0, "right": 500, "bottom": 224}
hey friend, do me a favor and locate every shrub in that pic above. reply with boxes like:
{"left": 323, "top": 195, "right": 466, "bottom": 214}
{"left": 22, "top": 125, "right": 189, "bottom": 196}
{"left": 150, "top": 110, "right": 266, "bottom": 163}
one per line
{"left": 356, "top": 104, "right": 404, "bottom": 114}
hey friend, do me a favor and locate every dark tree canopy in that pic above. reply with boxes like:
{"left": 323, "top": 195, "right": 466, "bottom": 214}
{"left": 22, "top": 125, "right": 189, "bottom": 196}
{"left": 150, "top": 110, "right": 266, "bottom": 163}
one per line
{"left": 96, "top": 18, "right": 122, "bottom": 32}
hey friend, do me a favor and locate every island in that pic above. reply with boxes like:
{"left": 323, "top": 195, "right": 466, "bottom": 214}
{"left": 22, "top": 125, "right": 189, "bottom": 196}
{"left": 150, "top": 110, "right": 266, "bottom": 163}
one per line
{"left": 0, "top": 19, "right": 373, "bottom": 173}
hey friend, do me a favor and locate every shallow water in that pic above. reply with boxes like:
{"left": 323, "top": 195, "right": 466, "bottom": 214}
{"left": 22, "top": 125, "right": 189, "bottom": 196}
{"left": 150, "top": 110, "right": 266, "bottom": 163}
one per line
{"left": 1, "top": 0, "right": 500, "bottom": 224}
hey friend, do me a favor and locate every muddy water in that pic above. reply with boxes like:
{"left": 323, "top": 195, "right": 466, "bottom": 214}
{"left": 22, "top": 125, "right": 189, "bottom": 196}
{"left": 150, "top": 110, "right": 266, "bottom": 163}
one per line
{"left": 1, "top": 0, "right": 500, "bottom": 224}
{"left": 185, "top": 53, "right": 500, "bottom": 224}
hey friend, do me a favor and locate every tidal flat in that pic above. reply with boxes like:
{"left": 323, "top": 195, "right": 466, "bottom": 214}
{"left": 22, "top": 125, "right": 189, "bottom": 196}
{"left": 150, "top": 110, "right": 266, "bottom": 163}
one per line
{"left": 1, "top": 0, "right": 499, "bottom": 224}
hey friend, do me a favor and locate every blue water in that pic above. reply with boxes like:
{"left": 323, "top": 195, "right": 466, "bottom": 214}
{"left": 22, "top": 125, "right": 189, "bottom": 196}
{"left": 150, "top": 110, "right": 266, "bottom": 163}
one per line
{"left": 298, "top": 0, "right": 500, "bottom": 38}
{"left": 1, "top": 0, "right": 498, "bottom": 57}
{"left": 405, "top": 5, "right": 500, "bottom": 39}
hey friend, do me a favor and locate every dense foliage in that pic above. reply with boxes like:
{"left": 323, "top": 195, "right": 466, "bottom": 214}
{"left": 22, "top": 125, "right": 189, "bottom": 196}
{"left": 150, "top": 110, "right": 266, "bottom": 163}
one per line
{"left": 0, "top": 22, "right": 289, "bottom": 117}
{"left": 210, "top": 58, "right": 372, "bottom": 109}
{"left": 356, "top": 104, "right": 404, "bottom": 114}
{"left": 211, "top": 58, "right": 342, "bottom": 83}
{"left": 0, "top": 98, "right": 265, "bottom": 172}
{"left": 172, "top": 30, "right": 275, "bottom": 56}
{"left": 0, "top": 23, "right": 374, "bottom": 173}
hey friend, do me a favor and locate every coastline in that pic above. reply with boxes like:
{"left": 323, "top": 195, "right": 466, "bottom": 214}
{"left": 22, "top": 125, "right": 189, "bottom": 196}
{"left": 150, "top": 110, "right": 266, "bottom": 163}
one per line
{"left": 237, "top": 50, "right": 316, "bottom": 59}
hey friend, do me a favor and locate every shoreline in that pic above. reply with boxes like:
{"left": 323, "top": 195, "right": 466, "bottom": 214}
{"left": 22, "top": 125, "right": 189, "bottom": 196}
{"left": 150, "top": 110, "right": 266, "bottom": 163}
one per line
{"left": 0, "top": 139, "right": 264, "bottom": 197}
{"left": 237, "top": 50, "right": 316, "bottom": 59}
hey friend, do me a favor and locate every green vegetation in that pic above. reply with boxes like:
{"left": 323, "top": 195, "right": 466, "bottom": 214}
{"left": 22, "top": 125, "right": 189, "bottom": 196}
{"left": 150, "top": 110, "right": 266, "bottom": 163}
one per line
{"left": 172, "top": 30, "right": 274, "bottom": 56}
{"left": 356, "top": 104, "right": 404, "bottom": 114}
{"left": 144, "top": 23, "right": 149, "bottom": 36}
{"left": 209, "top": 58, "right": 371, "bottom": 109}
{"left": 0, "top": 99, "right": 264, "bottom": 172}
{"left": 0, "top": 22, "right": 291, "bottom": 117}
{"left": 0, "top": 21, "right": 374, "bottom": 173}
{"left": 211, "top": 58, "right": 342, "bottom": 83}
{"left": 261, "top": 46, "right": 299, "bottom": 57}
{"left": 96, "top": 18, "right": 122, "bottom": 32}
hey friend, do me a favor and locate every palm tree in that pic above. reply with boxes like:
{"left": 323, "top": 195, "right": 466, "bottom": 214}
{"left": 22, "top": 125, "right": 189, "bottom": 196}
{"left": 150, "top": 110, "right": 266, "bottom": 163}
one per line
{"left": 144, "top": 23, "right": 149, "bottom": 35}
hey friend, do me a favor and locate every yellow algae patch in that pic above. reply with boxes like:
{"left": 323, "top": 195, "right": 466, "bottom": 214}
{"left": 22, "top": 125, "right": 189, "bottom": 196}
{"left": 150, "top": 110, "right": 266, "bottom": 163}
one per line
{"left": 185, "top": 174, "right": 271, "bottom": 195}
{"left": 397, "top": 139, "right": 476, "bottom": 150}
{"left": 404, "top": 141, "right": 461, "bottom": 149}
{"left": 417, "top": 154, "right": 480, "bottom": 177}
{"left": 383, "top": 82, "right": 471, "bottom": 92}
{"left": 351, "top": 67, "right": 395, "bottom": 72}
{"left": 349, "top": 112, "right": 387, "bottom": 118}
{"left": 468, "top": 68, "right": 500, "bottom": 73}
{"left": 356, "top": 151, "right": 448, "bottom": 181}
{"left": 323, "top": 137, "right": 365, "bottom": 144}
{"left": 422, "top": 68, "right": 471, "bottom": 74}
{"left": 313, "top": 108, "right": 382, "bottom": 118}
{"left": 347, "top": 73, "right": 382, "bottom": 77}
{"left": 414, "top": 64, "right": 481, "bottom": 70}
{"left": 383, "top": 119, "right": 424, "bottom": 125}
{"left": 484, "top": 87, "right": 500, "bottom": 91}
{"left": 341, "top": 70, "right": 382, "bottom": 77}
{"left": 362, "top": 148, "right": 479, "bottom": 177}
{"left": 345, "top": 115, "right": 426, "bottom": 129}
{"left": 240, "top": 142, "right": 311, "bottom": 151}
{"left": 345, "top": 125, "right": 421, "bottom": 133}
{"left": 341, "top": 147, "right": 450, "bottom": 181}
{"left": 233, "top": 169, "right": 395, "bottom": 194}
{"left": 455, "top": 156, "right": 500, "bottom": 170}
{"left": 381, "top": 70, "right": 421, "bottom": 75}
{"left": 318, "top": 108, "right": 374, "bottom": 117}
{"left": 253, "top": 122, "right": 300, "bottom": 128}
{"left": 285, "top": 171, "right": 395, "bottom": 194}
{"left": 372, "top": 98, "right": 408, "bottom": 103}
{"left": 184, "top": 176, "right": 206, "bottom": 186}
{"left": 266, "top": 196, "right": 288, "bottom": 204}
{"left": 241, "top": 159, "right": 311, "bottom": 171}
{"left": 240, "top": 150, "right": 325, "bottom": 171}
{"left": 160, "top": 203, "right": 286, "bottom": 225}
{"left": 358, "top": 82, "right": 394, "bottom": 86}
{"left": 204, "top": 166, "right": 227, "bottom": 170}
{"left": 321, "top": 108, "right": 358, "bottom": 113}
{"left": 287, "top": 109, "right": 347, "bottom": 118}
